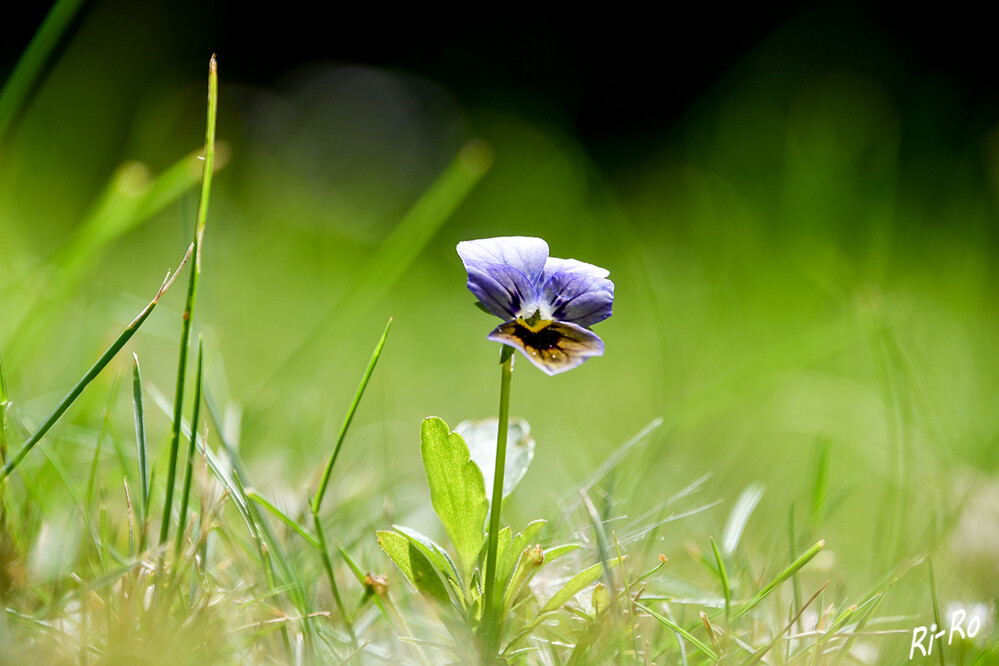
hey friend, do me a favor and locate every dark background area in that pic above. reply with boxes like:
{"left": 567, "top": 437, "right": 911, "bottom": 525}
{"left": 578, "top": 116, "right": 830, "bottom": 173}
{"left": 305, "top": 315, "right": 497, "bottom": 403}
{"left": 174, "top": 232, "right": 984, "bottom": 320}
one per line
{"left": 4, "top": 2, "right": 998, "bottom": 165}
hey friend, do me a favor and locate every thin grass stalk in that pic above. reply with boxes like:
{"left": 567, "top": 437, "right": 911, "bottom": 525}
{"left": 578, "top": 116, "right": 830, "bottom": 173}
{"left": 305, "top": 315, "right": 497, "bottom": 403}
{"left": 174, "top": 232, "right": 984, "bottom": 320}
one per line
{"left": 175, "top": 338, "right": 204, "bottom": 555}
{"left": 580, "top": 487, "right": 620, "bottom": 618}
{"left": 132, "top": 354, "right": 149, "bottom": 531}
{"left": 312, "top": 509, "right": 354, "bottom": 643}
{"left": 307, "top": 318, "right": 391, "bottom": 644}
{"left": 0, "top": 255, "right": 189, "bottom": 483}
{"left": 481, "top": 345, "right": 514, "bottom": 657}
{"left": 159, "top": 55, "right": 217, "bottom": 545}
{"left": 0, "top": 0, "right": 85, "bottom": 143}
{"left": 311, "top": 317, "right": 392, "bottom": 513}
{"left": 709, "top": 537, "right": 731, "bottom": 623}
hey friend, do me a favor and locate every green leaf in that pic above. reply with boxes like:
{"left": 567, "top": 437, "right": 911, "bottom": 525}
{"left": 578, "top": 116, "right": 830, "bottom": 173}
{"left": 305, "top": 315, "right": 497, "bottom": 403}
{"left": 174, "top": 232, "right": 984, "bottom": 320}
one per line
{"left": 456, "top": 417, "right": 536, "bottom": 498}
{"left": 498, "top": 519, "right": 546, "bottom": 587}
{"left": 543, "top": 543, "right": 581, "bottom": 564}
{"left": 541, "top": 558, "right": 622, "bottom": 614}
{"left": 420, "top": 417, "right": 488, "bottom": 578}
{"left": 393, "top": 525, "right": 464, "bottom": 598}
{"left": 377, "top": 530, "right": 450, "bottom": 605}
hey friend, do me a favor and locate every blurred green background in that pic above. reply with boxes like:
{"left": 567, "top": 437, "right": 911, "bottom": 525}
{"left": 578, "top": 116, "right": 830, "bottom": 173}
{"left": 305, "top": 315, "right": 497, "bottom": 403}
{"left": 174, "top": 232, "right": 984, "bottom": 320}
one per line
{"left": 1, "top": 0, "right": 997, "bottom": 633}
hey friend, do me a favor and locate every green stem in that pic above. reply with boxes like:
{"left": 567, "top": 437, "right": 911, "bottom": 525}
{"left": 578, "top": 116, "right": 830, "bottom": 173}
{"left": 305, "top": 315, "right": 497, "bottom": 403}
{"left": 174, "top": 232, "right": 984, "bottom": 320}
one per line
{"left": 159, "top": 55, "right": 217, "bottom": 546}
{"left": 311, "top": 317, "right": 392, "bottom": 514}
{"left": 481, "top": 345, "right": 514, "bottom": 657}
{"left": 311, "top": 509, "right": 356, "bottom": 644}
{"left": 175, "top": 338, "right": 204, "bottom": 556}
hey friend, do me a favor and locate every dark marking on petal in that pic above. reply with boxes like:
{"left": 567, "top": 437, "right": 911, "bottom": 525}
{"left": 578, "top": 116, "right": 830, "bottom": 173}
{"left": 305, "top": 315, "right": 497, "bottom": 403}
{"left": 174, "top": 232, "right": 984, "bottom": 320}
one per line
{"left": 488, "top": 319, "right": 603, "bottom": 375}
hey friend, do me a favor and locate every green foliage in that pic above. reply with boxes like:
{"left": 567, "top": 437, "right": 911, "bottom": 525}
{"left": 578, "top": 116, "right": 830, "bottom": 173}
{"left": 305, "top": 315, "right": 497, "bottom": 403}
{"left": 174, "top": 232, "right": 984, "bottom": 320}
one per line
{"left": 418, "top": 416, "right": 489, "bottom": 580}
{"left": 379, "top": 416, "right": 619, "bottom": 661}
{"left": 377, "top": 530, "right": 452, "bottom": 606}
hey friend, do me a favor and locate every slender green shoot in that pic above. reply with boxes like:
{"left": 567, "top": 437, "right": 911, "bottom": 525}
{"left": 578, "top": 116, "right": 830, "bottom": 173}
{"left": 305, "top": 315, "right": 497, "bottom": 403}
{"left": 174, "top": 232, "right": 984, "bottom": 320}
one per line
{"left": 709, "top": 537, "right": 731, "bottom": 623}
{"left": 159, "top": 55, "right": 218, "bottom": 546}
{"left": 580, "top": 487, "right": 619, "bottom": 618}
{"left": 312, "top": 504, "right": 355, "bottom": 644}
{"left": 746, "top": 580, "right": 829, "bottom": 665}
{"left": 306, "top": 318, "right": 392, "bottom": 643}
{"left": 175, "top": 338, "right": 204, "bottom": 555}
{"left": 0, "top": 0, "right": 85, "bottom": 143}
{"left": 311, "top": 317, "right": 392, "bottom": 513}
{"left": 0, "top": 252, "right": 190, "bottom": 483}
{"left": 732, "top": 540, "right": 825, "bottom": 619}
{"left": 636, "top": 601, "right": 718, "bottom": 661}
{"left": 481, "top": 345, "right": 514, "bottom": 656}
{"left": 245, "top": 490, "right": 319, "bottom": 549}
{"left": 131, "top": 354, "right": 149, "bottom": 529}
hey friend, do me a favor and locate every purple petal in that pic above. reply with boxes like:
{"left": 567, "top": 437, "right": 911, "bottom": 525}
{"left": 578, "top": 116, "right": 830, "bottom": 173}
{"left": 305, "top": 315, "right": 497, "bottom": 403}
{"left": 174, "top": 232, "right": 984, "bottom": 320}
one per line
{"left": 457, "top": 237, "right": 550, "bottom": 286}
{"left": 463, "top": 262, "right": 539, "bottom": 320}
{"left": 543, "top": 256, "right": 610, "bottom": 280}
{"left": 542, "top": 271, "right": 614, "bottom": 327}
{"left": 487, "top": 320, "right": 604, "bottom": 375}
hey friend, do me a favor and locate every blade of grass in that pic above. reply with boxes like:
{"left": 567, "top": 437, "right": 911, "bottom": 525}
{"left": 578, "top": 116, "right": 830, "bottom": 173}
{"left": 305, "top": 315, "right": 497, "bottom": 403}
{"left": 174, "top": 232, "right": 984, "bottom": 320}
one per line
{"left": 732, "top": 540, "right": 825, "bottom": 619}
{"left": 709, "top": 537, "right": 731, "bottom": 623}
{"left": 245, "top": 489, "right": 319, "bottom": 549}
{"left": 0, "top": 251, "right": 190, "bottom": 483}
{"left": 579, "top": 488, "right": 619, "bottom": 618}
{"left": 635, "top": 601, "right": 718, "bottom": 662}
{"left": 311, "top": 316, "right": 392, "bottom": 513}
{"left": 131, "top": 354, "right": 149, "bottom": 532}
{"left": 307, "top": 317, "right": 392, "bottom": 643}
{"left": 745, "top": 581, "right": 830, "bottom": 665}
{"left": 313, "top": 505, "right": 354, "bottom": 645}
{"left": 0, "top": 0, "right": 85, "bottom": 143}
{"left": 159, "top": 55, "right": 217, "bottom": 546}
{"left": 199, "top": 389, "right": 310, "bottom": 657}
{"left": 175, "top": 338, "right": 204, "bottom": 555}
{"left": 262, "top": 140, "right": 492, "bottom": 393}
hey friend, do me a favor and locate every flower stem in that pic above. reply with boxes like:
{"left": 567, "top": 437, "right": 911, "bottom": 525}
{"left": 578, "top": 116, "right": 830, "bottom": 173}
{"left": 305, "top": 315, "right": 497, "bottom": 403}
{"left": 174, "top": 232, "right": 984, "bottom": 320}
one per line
{"left": 481, "top": 345, "right": 514, "bottom": 657}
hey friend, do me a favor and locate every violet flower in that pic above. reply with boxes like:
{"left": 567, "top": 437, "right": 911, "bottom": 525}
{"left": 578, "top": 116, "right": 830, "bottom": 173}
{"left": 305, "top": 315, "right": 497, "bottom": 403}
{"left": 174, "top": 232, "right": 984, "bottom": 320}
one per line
{"left": 457, "top": 236, "right": 614, "bottom": 375}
